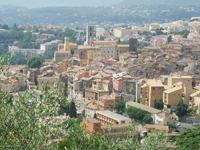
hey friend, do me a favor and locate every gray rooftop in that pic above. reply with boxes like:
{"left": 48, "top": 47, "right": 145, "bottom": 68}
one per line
{"left": 126, "top": 101, "right": 162, "bottom": 114}
{"left": 96, "top": 110, "right": 131, "bottom": 121}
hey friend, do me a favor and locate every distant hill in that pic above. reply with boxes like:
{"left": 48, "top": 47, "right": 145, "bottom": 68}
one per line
{"left": 114, "top": 0, "right": 200, "bottom": 6}
{"left": 0, "top": 0, "right": 122, "bottom": 8}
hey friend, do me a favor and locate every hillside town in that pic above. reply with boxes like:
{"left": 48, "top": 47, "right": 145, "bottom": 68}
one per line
{"left": 2, "top": 16, "right": 200, "bottom": 148}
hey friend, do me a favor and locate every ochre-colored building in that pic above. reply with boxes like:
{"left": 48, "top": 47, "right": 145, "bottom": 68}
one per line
{"left": 141, "top": 79, "right": 165, "bottom": 107}
{"left": 57, "top": 59, "right": 71, "bottom": 73}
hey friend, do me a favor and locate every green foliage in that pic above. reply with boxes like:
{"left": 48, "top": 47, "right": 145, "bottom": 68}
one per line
{"left": 27, "top": 56, "right": 42, "bottom": 68}
{"left": 100, "top": 36, "right": 104, "bottom": 40}
{"left": 11, "top": 54, "right": 29, "bottom": 65}
{"left": 155, "top": 28, "right": 165, "bottom": 35}
{"left": 137, "top": 42, "right": 150, "bottom": 49}
{"left": 167, "top": 35, "right": 172, "bottom": 43}
{"left": 176, "top": 101, "right": 188, "bottom": 117}
{"left": 143, "top": 113, "right": 153, "bottom": 123}
{"left": 138, "top": 31, "right": 152, "bottom": 36}
{"left": 167, "top": 122, "right": 176, "bottom": 129}
{"left": 114, "top": 100, "right": 126, "bottom": 114}
{"left": 33, "top": 26, "right": 39, "bottom": 32}
{"left": 43, "top": 85, "right": 50, "bottom": 91}
{"left": 62, "top": 116, "right": 84, "bottom": 131}
{"left": 93, "top": 113, "right": 97, "bottom": 118}
{"left": 175, "top": 125, "right": 200, "bottom": 149}
{"left": 154, "top": 99, "right": 164, "bottom": 110}
{"left": 70, "top": 47, "right": 75, "bottom": 55}
{"left": 137, "top": 98, "right": 141, "bottom": 103}
{"left": 171, "top": 30, "right": 189, "bottom": 38}
{"left": 69, "top": 100, "right": 77, "bottom": 118}
{"left": 127, "top": 107, "right": 152, "bottom": 123}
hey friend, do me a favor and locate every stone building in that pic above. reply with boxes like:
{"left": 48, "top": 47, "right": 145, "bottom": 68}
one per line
{"left": 54, "top": 50, "right": 71, "bottom": 63}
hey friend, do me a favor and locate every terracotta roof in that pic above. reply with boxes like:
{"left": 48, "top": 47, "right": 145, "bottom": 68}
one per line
{"left": 55, "top": 50, "right": 70, "bottom": 54}
{"left": 85, "top": 118, "right": 100, "bottom": 124}
{"left": 99, "top": 95, "right": 115, "bottom": 100}
{"left": 86, "top": 103, "right": 99, "bottom": 110}
{"left": 94, "top": 40, "right": 116, "bottom": 43}
{"left": 144, "top": 124, "right": 169, "bottom": 131}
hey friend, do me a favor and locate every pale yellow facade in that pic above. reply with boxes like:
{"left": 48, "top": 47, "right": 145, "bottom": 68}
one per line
{"left": 86, "top": 50, "right": 101, "bottom": 60}
{"left": 168, "top": 76, "right": 192, "bottom": 87}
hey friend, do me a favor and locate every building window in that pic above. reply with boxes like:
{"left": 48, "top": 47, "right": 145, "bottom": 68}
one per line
{"left": 104, "top": 51, "right": 105, "bottom": 53}
{"left": 121, "top": 121, "right": 125, "bottom": 124}
{"left": 108, "top": 51, "right": 109, "bottom": 53}
{"left": 95, "top": 129, "right": 99, "bottom": 132}
{"left": 96, "top": 124, "right": 99, "bottom": 127}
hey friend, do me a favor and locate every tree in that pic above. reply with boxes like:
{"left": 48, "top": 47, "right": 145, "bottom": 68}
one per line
{"left": 175, "top": 125, "right": 200, "bottom": 149}
{"left": 93, "top": 113, "right": 97, "bottom": 118}
{"left": 0, "top": 55, "right": 68, "bottom": 149}
{"left": 43, "top": 85, "right": 50, "bottom": 92}
{"left": 27, "top": 56, "right": 42, "bottom": 68}
{"left": 137, "top": 98, "right": 140, "bottom": 103}
{"left": 100, "top": 36, "right": 104, "bottom": 40}
{"left": 69, "top": 100, "right": 77, "bottom": 118}
{"left": 117, "top": 39, "right": 121, "bottom": 44}
{"left": 114, "top": 100, "right": 126, "bottom": 114}
{"left": 176, "top": 101, "right": 188, "bottom": 117}
{"left": 167, "top": 35, "right": 172, "bottom": 44}
{"left": 154, "top": 99, "right": 164, "bottom": 110}
{"left": 70, "top": 47, "right": 74, "bottom": 55}
{"left": 143, "top": 113, "right": 152, "bottom": 123}
{"left": 33, "top": 26, "right": 39, "bottom": 32}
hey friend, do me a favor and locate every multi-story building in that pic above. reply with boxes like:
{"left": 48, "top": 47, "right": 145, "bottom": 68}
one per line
{"left": 144, "top": 23, "right": 160, "bottom": 30}
{"left": 93, "top": 40, "right": 116, "bottom": 46}
{"left": 40, "top": 39, "right": 62, "bottom": 54}
{"left": 8, "top": 46, "right": 45, "bottom": 56}
{"left": 85, "top": 79, "right": 110, "bottom": 101}
{"left": 167, "top": 75, "right": 192, "bottom": 87}
{"left": 96, "top": 110, "right": 132, "bottom": 125}
{"left": 56, "top": 59, "right": 71, "bottom": 73}
{"left": 85, "top": 103, "right": 99, "bottom": 118}
{"left": 97, "top": 94, "right": 121, "bottom": 111}
{"left": 96, "top": 28, "right": 106, "bottom": 38}
{"left": 80, "top": 118, "right": 102, "bottom": 134}
{"left": 118, "top": 45, "right": 130, "bottom": 54}
{"left": 163, "top": 81, "right": 195, "bottom": 111}
{"left": 99, "top": 45, "right": 117, "bottom": 59}
{"left": 81, "top": 118, "right": 135, "bottom": 138}
{"left": 140, "top": 79, "right": 165, "bottom": 107}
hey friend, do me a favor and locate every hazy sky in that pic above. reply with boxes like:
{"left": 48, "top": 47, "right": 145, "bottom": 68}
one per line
{"left": 0, "top": 0, "right": 123, "bottom": 8}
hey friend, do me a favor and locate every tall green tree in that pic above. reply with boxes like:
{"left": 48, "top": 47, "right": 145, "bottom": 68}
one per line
{"left": 69, "top": 100, "right": 77, "bottom": 118}
{"left": 70, "top": 47, "right": 74, "bottom": 55}
{"left": 167, "top": 35, "right": 172, "bottom": 43}
{"left": 114, "top": 100, "right": 126, "bottom": 114}
{"left": 154, "top": 99, "right": 164, "bottom": 110}
{"left": 27, "top": 56, "right": 42, "bottom": 68}
{"left": 176, "top": 101, "right": 188, "bottom": 117}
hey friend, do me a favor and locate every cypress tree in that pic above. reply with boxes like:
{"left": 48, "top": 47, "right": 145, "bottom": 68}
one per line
{"left": 69, "top": 100, "right": 77, "bottom": 118}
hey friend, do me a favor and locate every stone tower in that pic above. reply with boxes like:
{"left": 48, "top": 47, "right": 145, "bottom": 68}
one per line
{"left": 64, "top": 37, "right": 70, "bottom": 51}
{"left": 129, "top": 38, "right": 137, "bottom": 52}
{"left": 86, "top": 25, "right": 94, "bottom": 45}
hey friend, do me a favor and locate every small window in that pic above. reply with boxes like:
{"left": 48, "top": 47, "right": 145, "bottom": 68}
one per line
{"left": 95, "top": 129, "right": 99, "bottom": 131}
{"left": 96, "top": 124, "right": 99, "bottom": 127}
